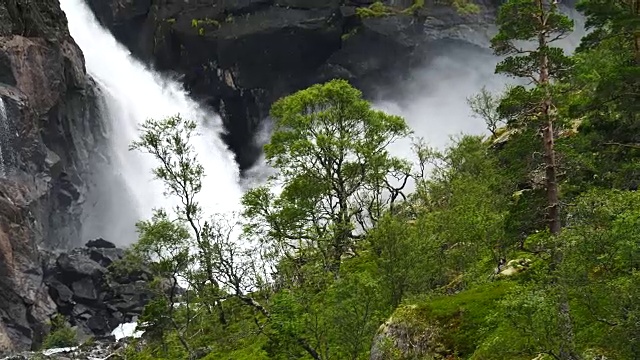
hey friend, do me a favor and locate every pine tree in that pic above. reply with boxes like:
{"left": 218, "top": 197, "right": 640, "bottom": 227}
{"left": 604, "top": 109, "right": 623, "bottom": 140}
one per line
{"left": 491, "top": 0, "right": 574, "bottom": 235}
{"left": 491, "top": 2, "right": 579, "bottom": 359}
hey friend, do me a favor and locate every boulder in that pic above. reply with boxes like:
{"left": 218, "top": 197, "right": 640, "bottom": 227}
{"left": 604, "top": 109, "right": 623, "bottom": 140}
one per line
{"left": 88, "top": 248, "right": 124, "bottom": 268}
{"left": 70, "top": 278, "right": 99, "bottom": 302}
{"left": 56, "top": 253, "right": 107, "bottom": 280}
{"left": 498, "top": 258, "right": 532, "bottom": 277}
{"left": 85, "top": 239, "right": 116, "bottom": 249}
{"left": 46, "top": 279, "right": 74, "bottom": 306}
{"left": 370, "top": 283, "right": 511, "bottom": 359}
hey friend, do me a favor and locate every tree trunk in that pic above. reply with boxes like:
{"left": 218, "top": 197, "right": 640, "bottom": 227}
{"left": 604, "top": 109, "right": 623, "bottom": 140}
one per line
{"left": 537, "top": 0, "right": 561, "bottom": 236}
{"left": 558, "top": 293, "right": 580, "bottom": 360}
{"left": 634, "top": 0, "right": 640, "bottom": 64}
{"left": 635, "top": 31, "right": 640, "bottom": 64}
{"left": 536, "top": 3, "right": 577, "bottom": 359}
{"left": 542, "top": 114, "right": 561, "bottom": 235}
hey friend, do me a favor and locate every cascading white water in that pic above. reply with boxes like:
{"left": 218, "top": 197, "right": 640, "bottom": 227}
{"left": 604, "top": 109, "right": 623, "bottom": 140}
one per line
{"left": 60, "top": 0, "right": 244, "bottom": 242}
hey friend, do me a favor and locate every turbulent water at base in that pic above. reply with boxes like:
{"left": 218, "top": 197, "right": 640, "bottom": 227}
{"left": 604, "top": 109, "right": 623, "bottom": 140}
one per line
{"left": 60, "top": 0, "right": 244, "bottom": 244}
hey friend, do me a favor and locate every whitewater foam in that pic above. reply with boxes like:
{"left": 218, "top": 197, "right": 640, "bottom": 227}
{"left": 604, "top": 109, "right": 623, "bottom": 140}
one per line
{"left": 60, "top": 0, "right": 244, "bottom": 242}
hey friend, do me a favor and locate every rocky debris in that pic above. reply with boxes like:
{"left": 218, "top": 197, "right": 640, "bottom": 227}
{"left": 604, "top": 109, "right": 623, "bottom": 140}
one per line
{"left": 42, "top": 240, "right": 153, "bottom": 341}
{"left": 1, "top": 336, "right": 137, "bottom": 360}
{"left": 0, "top": 0, "right": 111, "bottom": 353}
{"left": 84, "top": 0, "right": 500, "bottom": 171}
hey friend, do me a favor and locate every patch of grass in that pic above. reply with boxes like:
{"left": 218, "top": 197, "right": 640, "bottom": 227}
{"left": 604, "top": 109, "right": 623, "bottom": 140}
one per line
{"left": 356, "top": 0, "right": 429, "bottom": 18}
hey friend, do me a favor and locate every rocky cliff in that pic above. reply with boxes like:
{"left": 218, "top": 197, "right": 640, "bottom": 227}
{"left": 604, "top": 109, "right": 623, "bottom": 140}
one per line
{"left": 0, "top": 0, "right": 108, "bottom": 352}
{"left": 84, "top": 0, "right": 502, "bottom": 171}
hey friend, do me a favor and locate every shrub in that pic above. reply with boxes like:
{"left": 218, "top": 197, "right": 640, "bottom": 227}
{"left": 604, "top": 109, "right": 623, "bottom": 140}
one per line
{"left": 41, "top": 315, "right": 77, "bottom": 349}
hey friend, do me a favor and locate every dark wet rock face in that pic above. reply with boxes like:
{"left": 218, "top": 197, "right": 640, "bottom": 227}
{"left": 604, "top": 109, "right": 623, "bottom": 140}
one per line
{"left": 84, "top": 0, "right": 501, "bottom": 171}
{"left": 0, "top": 0, "right": 109, "bottom": 353}
{"left": 43, "top": 240, "right": 152, "bottom": 341}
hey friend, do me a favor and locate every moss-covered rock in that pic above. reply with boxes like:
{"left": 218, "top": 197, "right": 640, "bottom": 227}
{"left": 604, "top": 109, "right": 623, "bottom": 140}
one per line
{"left": 370, "top": 282, "right": 513, "bottom": 359}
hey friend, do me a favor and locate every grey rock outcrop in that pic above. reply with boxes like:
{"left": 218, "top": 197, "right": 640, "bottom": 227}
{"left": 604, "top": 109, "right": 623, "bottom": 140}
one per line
{"left": 43, "top": 240, "right": 153, "bottom": 341}
{"left": 0, "top": 0, "right": 108, "bottom": 352}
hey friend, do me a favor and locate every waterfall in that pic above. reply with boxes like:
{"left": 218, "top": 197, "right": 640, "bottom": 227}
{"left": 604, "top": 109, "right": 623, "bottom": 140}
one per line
{"left": 60, "top": 0, "right": 244, "bottom": 243}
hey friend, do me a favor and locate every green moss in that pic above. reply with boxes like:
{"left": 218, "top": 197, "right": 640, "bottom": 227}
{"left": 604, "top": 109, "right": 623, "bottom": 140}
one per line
{"left": 353, "top": 0, "right": 429, "bottom": 18}
{"left": 191, "top": 18, "right": 220, "bottom": 36}
{"left": 165, "top": 18, "right": 176, "bottom": 24}
{"left": 451, "top": 0, "right": 480, "bottom": 14}
{"left": 356, "top": 1, "right": 396, "bottom": 18}
{"left": 392, "top": 282, "right": 514, "bottom": 357}
{"left": 402, "top": 0, "right": 425, "bottom": 15}
{"left": 341, "top": 27, "right": 359, "bottom": 41}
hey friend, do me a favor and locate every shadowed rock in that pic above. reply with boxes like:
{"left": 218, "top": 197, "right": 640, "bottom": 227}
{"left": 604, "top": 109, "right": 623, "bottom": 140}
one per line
{"left": 42, "top": 242, "right": 154, "bottom": 342}
{"left": 85, "top": 239, "right": 116, "bottom": 249}
{"left": 84, "top": 0, "right": 500, "bottom": 171}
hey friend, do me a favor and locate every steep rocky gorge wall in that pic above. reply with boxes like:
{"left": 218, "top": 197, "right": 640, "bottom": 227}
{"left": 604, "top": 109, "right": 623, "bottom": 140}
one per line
{"left": 85, "top": 0, "right": 503, "bottom": 171}
{"left": 0, "top": 0, "right": 110, "bottom": 352}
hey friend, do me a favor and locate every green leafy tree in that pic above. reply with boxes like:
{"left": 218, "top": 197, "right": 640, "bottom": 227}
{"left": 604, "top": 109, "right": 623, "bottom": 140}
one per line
{"left": 129, "top": 115, "right": 268, "bottom": 358}
{"left": 243, "top": 79, "right": 411, "bottom": 276}
{"left": 239, "top": 79, "right": 412, "bottom": 359}
{"left": 560, "top": 190, "right": 640, "bottom": 358}
{"left": 132, "top": 210, "right": 192, "bottom": 354}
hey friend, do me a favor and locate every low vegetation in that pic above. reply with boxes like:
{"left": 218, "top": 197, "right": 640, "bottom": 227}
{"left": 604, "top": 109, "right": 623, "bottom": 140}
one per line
{"left": 41, "top": 315, "right": 77, "bottom": 350}
{"left": 356, "top": 0, "right": 478, "bottom": 18}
